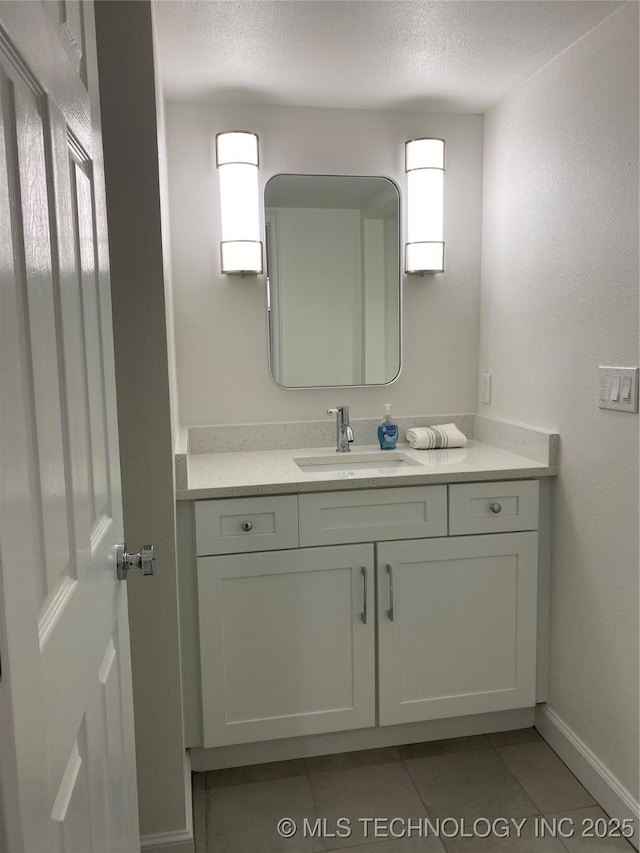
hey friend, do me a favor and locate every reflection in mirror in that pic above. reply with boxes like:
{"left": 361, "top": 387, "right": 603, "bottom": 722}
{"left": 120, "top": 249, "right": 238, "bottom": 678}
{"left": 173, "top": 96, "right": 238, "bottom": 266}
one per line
{"left": 265, "top": 175, "right": 400, "bottom": 388}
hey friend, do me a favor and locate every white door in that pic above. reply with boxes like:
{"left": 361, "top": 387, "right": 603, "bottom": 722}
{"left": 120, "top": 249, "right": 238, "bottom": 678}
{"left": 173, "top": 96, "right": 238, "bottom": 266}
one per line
{"left": 0, "top": 3, "right": 140, "bottom": 851}
{"left": 377, "top": 533, "right": 538, "bottom": 726}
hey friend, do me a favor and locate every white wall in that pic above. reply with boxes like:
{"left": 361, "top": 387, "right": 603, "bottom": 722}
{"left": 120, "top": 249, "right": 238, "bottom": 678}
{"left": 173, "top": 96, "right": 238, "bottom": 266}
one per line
{"left": 165, "top": 103, "right": 483, "bottom": 425}
{"left": 94, "top": 2, "right": 190, "bottom": 846}
{"left": 479, "top": 2, "right": 638, "bottom": 802}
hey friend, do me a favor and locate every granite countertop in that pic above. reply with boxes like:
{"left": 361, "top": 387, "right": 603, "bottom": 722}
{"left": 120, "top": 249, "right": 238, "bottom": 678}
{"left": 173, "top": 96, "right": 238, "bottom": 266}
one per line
{"left": 176, "top": 436, "right": 557, "bottom": 500}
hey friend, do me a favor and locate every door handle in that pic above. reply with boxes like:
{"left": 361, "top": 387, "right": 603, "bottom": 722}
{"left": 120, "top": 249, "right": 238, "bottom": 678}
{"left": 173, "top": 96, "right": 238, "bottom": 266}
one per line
{"left": 116, "top": 544, "right": 155, "bottom": 581}
{"left": 360, "top": 566, "right": 368, "bottom": 624}
{"left": 386, "top": 563, "right": 394, "bottom": 621}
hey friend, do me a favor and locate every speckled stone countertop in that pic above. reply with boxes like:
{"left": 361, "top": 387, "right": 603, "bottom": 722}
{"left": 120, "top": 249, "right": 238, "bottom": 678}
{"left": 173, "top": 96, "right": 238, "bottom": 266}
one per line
{"left": 176, "top": 416, "right": 559, "bottom": 500}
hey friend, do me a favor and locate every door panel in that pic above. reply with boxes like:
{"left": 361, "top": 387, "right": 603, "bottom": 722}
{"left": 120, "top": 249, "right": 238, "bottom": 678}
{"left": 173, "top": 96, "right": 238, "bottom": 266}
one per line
{"left": 10, "top": 73, "right": 74, "bottom": 609}
{"left": 51, "top": 734, "right": 93, "bottom": 853}
{"left": 71, "top": 150, "right": 111, "bottom": 529}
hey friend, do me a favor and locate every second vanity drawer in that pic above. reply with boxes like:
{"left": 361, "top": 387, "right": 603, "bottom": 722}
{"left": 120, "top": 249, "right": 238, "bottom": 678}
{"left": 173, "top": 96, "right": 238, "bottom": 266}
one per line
{"left": 195, "top": 495, "right": 299, "bottom": 555}
{"left": 299, "top": 485, "right": 448, "bottom": 547}
{"left": 449, "top": 480, "right": 539, "bottom": 535}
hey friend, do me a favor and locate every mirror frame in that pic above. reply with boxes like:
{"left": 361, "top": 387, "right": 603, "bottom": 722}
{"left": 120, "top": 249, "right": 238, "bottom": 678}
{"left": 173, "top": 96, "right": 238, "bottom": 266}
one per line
{"left": 264, "top": 173, "right": 403, "bottom": 390}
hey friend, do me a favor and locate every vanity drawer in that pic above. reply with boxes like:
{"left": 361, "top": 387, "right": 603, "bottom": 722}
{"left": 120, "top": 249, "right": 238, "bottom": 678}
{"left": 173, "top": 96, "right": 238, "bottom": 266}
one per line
{"left": 195, "top": 495, "right": 298, "bottom": 555}
{"left": 299, "top": 485, "right": 448, "bottom": 546}
{"left": 448, "top": 480, "right": 539, "bottom": 535}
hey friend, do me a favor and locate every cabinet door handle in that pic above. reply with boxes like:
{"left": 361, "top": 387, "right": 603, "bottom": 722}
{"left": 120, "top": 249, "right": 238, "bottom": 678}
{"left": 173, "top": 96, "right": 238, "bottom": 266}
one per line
{"left": 360, "top": 567, "right": 367, "bottom": 624}
{"left": 386, "top": 563, "right": 394, "bottom": 621}
{"left": 489, "top": 503, "right": 502, "bottom": 514}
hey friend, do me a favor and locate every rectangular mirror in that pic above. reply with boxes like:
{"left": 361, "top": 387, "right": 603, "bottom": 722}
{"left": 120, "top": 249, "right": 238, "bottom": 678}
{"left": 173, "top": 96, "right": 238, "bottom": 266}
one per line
{"left": 265, "top": 174, "right": 401, "bottom": 388}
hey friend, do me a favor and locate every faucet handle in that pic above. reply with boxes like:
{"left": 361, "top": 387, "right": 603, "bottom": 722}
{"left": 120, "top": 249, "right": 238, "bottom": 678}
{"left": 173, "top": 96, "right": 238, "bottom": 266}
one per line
{"left": 327, "top": 408, "right": 339, "bottom": 416}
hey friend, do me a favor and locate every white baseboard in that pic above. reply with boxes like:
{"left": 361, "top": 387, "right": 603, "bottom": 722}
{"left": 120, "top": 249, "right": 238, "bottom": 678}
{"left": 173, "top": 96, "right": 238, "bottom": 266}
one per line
{"left": 535, "top": 705, "right": 639, "bottom": 851}
{"left": 140, "top": 829, "right": 194, "bottom": 853}
{"left": 140, "top": 754, "right": 194, "bottom": 853}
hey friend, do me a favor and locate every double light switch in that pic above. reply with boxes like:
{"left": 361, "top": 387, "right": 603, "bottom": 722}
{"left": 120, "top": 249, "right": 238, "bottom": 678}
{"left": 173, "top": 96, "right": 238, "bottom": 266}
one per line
{"left": 599, "top": 367, "right": 638, "bottom": 413}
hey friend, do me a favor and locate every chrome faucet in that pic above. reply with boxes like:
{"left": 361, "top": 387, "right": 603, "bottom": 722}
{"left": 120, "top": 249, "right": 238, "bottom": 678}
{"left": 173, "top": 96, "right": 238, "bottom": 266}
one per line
{"left": 327, "top": 406, "right": 354, "bottom": 453}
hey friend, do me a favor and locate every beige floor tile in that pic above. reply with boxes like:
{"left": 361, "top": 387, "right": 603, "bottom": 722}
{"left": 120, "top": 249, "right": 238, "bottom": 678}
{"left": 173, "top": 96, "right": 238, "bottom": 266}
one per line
{"left": 496, "top": 743, "right": 595, "bottom": 814}
{"left": 400, "top": 737, "right": 491, "bottom": 761}
{"left": 192, "top": 787, "right": 207, "bottom": 853}
{"left": 333, "top": 836, "right": 446, "bottom": 852}
{"left": 308, "top": 761, "right": 429, "bottom": 850}
{"left": 206, "top": 774, "right": 323, "bottom": 852}
{"left": 487, "top": 730, "right": 543, "bottom": 748}
{"left": 406, "top": 749, "right": 539, "bottom": 821}
{"left": 442, "top": 815, "right": 566, "bottom": 852}
{"left": 544, "top": 807, "right": 636, "bottom": 852}
{"left": 305, "top": 747, "right": 401, "bottom": 775}
{"left": 206, "top": 758, "right": 306, "bottom": 788}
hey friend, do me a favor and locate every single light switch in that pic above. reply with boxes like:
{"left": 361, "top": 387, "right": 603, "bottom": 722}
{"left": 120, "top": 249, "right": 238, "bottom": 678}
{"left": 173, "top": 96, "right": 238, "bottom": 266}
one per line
{"left": 599, "top": 367, "right": 639, "bottom": 413}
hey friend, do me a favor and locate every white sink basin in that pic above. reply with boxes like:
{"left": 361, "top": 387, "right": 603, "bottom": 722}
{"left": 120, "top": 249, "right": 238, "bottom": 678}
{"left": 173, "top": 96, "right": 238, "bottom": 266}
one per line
{"left": 294, "top": 451, "right": 421, "bottom": 474}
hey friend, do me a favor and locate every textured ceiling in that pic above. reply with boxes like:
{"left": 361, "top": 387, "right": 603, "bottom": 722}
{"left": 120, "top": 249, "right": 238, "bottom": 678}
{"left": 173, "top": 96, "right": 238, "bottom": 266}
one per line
{"left": 153, "top": 1, "right": 622, "bottom": 112}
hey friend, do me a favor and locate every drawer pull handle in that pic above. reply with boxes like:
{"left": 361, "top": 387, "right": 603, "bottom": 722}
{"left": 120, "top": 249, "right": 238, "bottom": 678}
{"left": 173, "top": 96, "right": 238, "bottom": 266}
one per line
{"left": 240, "top": 520, "right": 253, "bottom": 532}
{"left": 360, "top": 567, "right": 368, "bottom": 624}
{"left": 386, "top": 564, "right": 394, "bottom": 621}
{"left": 490, "top": 502, "right": 502, "bottom": 514}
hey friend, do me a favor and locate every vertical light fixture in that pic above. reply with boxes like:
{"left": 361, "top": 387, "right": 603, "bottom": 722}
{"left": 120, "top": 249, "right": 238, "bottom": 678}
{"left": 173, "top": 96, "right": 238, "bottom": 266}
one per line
{"left": 215, "top": 131, "right": 263, "bottom": 275}
{"left": 405, "top": 138, "right": 445, "bottom": 274}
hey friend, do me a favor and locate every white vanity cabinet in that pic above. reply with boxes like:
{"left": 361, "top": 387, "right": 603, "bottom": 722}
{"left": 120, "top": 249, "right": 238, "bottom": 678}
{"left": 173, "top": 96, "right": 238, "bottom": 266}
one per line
{"left": 192, "top": 479, "right": 542, "bottom": 750}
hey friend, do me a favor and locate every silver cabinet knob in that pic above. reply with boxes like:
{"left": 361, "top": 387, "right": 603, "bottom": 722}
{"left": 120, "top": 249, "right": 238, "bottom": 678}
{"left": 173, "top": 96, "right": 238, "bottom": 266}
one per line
{"left": 116, "top": 544, "right": 155, "bottom": 581}
{"left": 490, "top": 502, "right": 502, "bottom": 514}
{"left": 241, "top": 520, "right": 253, "bottom": 532}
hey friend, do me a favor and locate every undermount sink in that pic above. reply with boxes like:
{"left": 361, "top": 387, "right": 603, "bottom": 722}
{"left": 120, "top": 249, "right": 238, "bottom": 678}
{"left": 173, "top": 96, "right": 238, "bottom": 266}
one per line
{"left": 294, "top": 451, "right": 422, "bottom": 474}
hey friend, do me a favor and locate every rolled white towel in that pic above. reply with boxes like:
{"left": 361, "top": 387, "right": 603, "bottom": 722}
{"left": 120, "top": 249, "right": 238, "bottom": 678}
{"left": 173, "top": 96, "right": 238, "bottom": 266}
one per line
{"left": 406, "top": 423, "right": 467, "bottom": 450}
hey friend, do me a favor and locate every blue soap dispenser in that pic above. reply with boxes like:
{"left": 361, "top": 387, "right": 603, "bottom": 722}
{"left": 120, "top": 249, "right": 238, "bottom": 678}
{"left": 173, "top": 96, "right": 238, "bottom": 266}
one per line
{"left": 378, "top": 403, "right": 398, "bottom": 450}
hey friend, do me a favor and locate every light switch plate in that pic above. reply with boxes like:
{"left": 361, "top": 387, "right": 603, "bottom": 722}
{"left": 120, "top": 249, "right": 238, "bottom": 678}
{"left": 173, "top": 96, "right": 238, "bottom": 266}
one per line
{"left": 480, "top": 373, "right": 492, "bottom": 405}
{"left": 598, "top": 366, "right": 638, "bottom": 413}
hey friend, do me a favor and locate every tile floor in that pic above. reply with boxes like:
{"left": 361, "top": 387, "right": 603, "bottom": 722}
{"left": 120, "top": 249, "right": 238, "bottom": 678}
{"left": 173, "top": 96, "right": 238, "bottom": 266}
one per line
{"left": 192, "top": 729, "right": 635, "bottom": 852}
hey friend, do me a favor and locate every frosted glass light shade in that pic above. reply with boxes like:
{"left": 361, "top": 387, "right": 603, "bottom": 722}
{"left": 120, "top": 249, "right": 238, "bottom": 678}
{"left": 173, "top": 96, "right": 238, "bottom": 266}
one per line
{"left": 221, "top": 241, "right": 263, "bottom": 275}
{"left": 215, "top": 131, "right": 263, "bottom": 274}
{"left": 215, "top": 131, "right": 259, "bottom": 167}
{"left": 405, "top": 138, "right": 444, "bottom": 171}
{"left": 405, "top": 242, "right": 444, "bottom": 275}
{"left": 405, "top": 138, "right": 445, "bottom": 274}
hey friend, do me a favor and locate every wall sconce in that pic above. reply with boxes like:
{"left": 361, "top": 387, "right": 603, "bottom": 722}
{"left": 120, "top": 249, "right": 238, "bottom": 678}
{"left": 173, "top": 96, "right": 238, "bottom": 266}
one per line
{"left": 405, "top": 138, "right": 445, "bottom": 274}
{"left": 215, "top": 131, "right": 263, "bottom": 275}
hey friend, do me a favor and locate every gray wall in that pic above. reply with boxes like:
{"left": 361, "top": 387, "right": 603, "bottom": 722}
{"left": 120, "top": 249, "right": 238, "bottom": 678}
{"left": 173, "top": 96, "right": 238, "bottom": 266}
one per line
{"left": 479, "top": 3, "right": 639, "bottom": 802}
{"left": 94, "top": 1, "right": 190, "bottom": 846}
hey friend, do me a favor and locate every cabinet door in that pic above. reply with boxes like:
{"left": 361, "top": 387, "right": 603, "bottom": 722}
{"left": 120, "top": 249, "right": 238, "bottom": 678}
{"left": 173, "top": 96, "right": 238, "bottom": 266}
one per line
{"left": 198, "top": 545, "right": 375, "bottom": 746}
{"left": 377, "top": 533, "right": 538, "bottom": 726}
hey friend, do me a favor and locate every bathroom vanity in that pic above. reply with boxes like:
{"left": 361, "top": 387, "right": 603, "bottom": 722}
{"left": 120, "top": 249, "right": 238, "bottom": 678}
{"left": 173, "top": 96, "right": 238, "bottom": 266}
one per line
{"left": 176, "top": 416, "right": 558, "bottom": 770}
